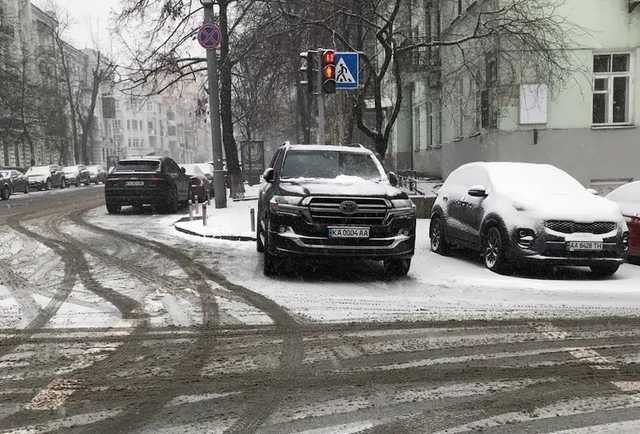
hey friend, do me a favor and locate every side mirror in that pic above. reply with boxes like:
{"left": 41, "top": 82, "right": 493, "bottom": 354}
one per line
{"left": 468, "top": 185, "right": 488, "bottom": 198}
{"left": 587, "top": 188, "right": 599, "bottom": 196}
{"left": 181, "top": 167, "right": 186, "bottom": 175}
{"left": 263, "top": 168, "right": 275, "bottom": 183}
{"left": 388, "top": 172, "right": 399, "bottom": 187}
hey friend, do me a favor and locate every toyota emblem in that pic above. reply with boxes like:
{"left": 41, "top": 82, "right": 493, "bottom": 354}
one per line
{"left": 339, "top": 201, "right": 359, "bottom": 215}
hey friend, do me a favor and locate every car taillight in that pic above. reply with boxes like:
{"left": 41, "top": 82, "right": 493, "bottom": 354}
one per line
{"left": 149, "top": 177, "right": 163, "bottom": 184}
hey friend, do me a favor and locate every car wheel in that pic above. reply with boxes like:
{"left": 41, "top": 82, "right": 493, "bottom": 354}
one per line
{"left": 46, "top": 179, "right": 52, "bottom": 190}
{"left": 384, "top": 259, "right": 411, "bottom": 277}
{"left": 0, "top": 185, "right": 10, "bottom": 200}
{"left": 61, "top": 179, "right": 66, "bottom": 189}
{"left": 483, "top": 226, "right": 511, "bottom": 274}
{"left": 166, "top": 188, "right": 179, "bottom": 214}
{"left": 106, "top": 201, "right": 121, "bottom": 214}
{"left": 590, "top": 264, "right": 620, "bottom": 277}
{"left": 430, "top": 216, "right": 450, "bottom": 255}
{"left": 256, "top": 219, "right": 265, "bottom": 253}
{"left": 24, "top": 183, "right": 29, "bottom": 194}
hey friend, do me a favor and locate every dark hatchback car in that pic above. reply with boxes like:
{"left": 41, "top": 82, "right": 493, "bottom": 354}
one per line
{"left": 257, "top": 144, "right": 416, "bottom": 277}
{"left": 0, "top": 169, "right": 29, "bottom": 194}
{"left": 430, "top": 162, "right": 628, "bottom": 276}
{"left": 25, "top": 165, "right": 66, "bottom": 190}
{"left": 105, "top": 156, "right": 191, "bottom": 214}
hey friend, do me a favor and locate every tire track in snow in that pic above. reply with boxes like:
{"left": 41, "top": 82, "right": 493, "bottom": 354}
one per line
{"left": 74, "top": 211, "right": 303, "bottom": 434}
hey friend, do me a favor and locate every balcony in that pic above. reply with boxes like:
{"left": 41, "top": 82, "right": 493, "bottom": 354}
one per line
{"left": 401, "top": 36, "right": 441, "bottom": 75}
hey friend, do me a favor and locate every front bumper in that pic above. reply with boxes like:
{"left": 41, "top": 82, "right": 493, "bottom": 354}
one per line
{"left": 508, "top": 226, "right": 627, "bottom": 266}
{"left": 266, "top": 212, "right": 416, "bottom": 260}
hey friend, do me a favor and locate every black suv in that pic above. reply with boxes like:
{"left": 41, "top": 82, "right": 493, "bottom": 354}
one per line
{"left": 104, "top": 156, "right": 191, "bottom": 214}
{"left": 257, "top": 144, "right": 416, "bottom": 276}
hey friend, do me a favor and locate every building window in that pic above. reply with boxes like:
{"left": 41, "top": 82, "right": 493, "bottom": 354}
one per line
{"left": 126, "top": 120, "right": 131, "bottom": 130}
{"left": 426, "top": 102, "right": 433, "bottom": 148}
{"left": 457, "top": 0, "right": 463, "bottom": 16}
{"left": 593, "top": 53, "right": 631, "bottom": 125}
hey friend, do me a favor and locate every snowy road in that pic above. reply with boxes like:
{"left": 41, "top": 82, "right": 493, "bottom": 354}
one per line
{"left": 3, "top": 189, "right": 640, "bottom": 433}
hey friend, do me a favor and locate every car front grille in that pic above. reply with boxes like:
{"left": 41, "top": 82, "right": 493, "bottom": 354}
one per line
{"left": 307, "top": 197, "right": 389, "bottom": 226}
{"left": 544, "top": 220, "right": 617, "bottom": 235}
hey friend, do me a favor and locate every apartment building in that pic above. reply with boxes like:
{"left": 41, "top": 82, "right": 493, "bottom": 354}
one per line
{"left": 392, "top": 0, "right": 640, "bottom": 191}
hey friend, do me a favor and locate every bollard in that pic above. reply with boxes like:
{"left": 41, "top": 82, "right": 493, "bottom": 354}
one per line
{"left": 202, "top": 202, "right": 207, "bottom": 226}
{"left": 188, "top": 202, "right": 194, "bottom": 221}
{"left": 250, "top": 208, "right": 256, "bottom": 232}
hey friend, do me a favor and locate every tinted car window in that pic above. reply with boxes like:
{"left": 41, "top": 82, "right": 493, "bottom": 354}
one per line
{"left": 115, "top": 161, "right": 161, "bottom": 172}
{"left": 280, "top": 151, "right": 383, "bottom": 180}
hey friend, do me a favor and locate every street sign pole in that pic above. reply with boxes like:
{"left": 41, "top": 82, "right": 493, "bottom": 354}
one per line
{"left": 316, "top": 48, "right": 326, "bottom": 145}
{"left": 201, "top": 5, "right": 227, "bottom": 209}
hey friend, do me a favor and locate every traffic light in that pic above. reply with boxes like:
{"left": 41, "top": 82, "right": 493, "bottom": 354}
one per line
{"left": 321, "top": 49, "right": 336, "bottom": 94}
{"left": 299, "top": 50, "right": 317, "bottom": 94}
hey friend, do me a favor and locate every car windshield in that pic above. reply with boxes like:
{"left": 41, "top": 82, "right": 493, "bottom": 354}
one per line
{"left": 181, "top": 164, "right": 204, "bottom": 176}
{"left": 489, "top": 164, "right": 586, "bottom": 195}
{"left": 26, "top": 166, "right": 49, "bottom": 176}
{"left": 63, "top": 167, "right": 78, "bottom": 173}
{"left": 114, "top": 161, "right": 160, "bottom": 172}
{"left": 607, "top": 181, "right": 640, "bottom": 202}
{"left": 280, "top": 150, "right": 384, "bottom": 181}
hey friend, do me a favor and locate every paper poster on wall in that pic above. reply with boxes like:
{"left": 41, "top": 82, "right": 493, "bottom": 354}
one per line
{"left": 520, "top": 84, "right": 548, "bottom": 125}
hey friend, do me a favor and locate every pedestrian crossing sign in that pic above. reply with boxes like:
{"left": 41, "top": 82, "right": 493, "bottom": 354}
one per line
{"left": 335, "top": 52, "right": 359, "bottom": 90}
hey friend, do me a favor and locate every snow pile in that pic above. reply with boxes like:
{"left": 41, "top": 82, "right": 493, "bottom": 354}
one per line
{"left": 175, "top": 199, "right": 257, "bottom": 240}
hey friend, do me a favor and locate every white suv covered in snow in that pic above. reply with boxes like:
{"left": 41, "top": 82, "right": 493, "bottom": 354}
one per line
{"left": 429, "top": 162, "right": 629, "bottom": 276}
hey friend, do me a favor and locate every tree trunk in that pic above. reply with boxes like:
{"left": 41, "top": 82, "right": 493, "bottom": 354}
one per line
{"left": 219, "top": 0, "right": 244, "bottom": 197}
{"left": 58, "top": 39, "right": 79, "bottom": 164}
{"left": 2, "top": 140, "right": 9, "bottom": 166}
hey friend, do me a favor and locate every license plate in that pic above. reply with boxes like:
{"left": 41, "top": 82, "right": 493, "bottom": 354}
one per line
{"left": 125, "top": 181, "right": 144, "bottom": 187}
{"left": 567, "top": 241, "right": 603, "bottom": 251}
{"left": 328, "top": 227, "right": 370, "bottom": 239}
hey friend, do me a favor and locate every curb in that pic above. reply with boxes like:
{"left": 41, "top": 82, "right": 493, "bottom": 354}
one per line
{"left": 173, "top": 217, "right": 256, "bottom": 242}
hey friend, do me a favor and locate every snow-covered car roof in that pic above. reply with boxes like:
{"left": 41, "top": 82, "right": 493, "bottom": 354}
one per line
{"left": 286, "top": 144, "right": 373, "bottom": 154}
{"left": 607, "top": 181, "right": 640, "bottom": 203}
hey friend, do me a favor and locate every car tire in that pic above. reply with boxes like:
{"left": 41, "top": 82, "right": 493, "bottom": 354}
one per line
{"left": 430, "top": 216, "right": 450, "bottom": 255}
{"left": 46, "top": 179, "right": 52, "bottom": 190}
{"left": 483, "top": 225, "right": 511, "bottom": 274}
{"left": 24, "top": 184, "right": 29, "bottom": 194}
{"left": 256, "top": 220, "right": 265, "bottom": 253}
{"left": 61, "top": 179, "right": 66, "bottom": 189}
{"left": 0, "top": 185, "right": 10, "bottom": 200}
{"left": 590, "top": 264, "right": 620, "bottom": 277}
{"left": 384, "top": 259, "right": 411, "bottom": 277}
{"left": 165, "top": 188, "right": 179, "bottom": 214}
{"left": 106, "top": 201, "right": 121, "bottom": 214}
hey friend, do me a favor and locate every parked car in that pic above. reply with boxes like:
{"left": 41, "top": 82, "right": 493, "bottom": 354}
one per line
{"left": 86, "top": 165, "right": 107, "bottom": 184}
{"left": 180, "top": 164, "right": 211, "bottom": 202}
{"left": 25, "top": 165, "right": 66, "bottom": 190}
{"left": 0, "top": 173, "right": 12, "bottom": 200}
{"left": 0, "top": 169, "right": 29, "bottom": 194}
{"left": 430, "top": 162, "right": 628, "bottom": 276}
{"left": 105, "top": 156, "right": 191, "bottom": 214}
{"left": 63, "top": 165, "right": 91, "bottom": 187}
{"left": 257, "top": 143, "right": 416, "bottom": 277}
{"left": 607, "top": 181, "right": 640, "bottom": 263}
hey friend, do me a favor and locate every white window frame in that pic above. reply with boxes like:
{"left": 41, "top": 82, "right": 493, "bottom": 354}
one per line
{"left": 592, "top": 52, "right": 633, "bottom": 127}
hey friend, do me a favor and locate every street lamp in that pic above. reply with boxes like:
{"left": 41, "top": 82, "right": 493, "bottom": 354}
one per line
{"left": 199, "top": 0, "right": 227, "bottom": 208}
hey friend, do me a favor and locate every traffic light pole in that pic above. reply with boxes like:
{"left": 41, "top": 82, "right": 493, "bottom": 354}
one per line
{"left": 203, "top": 4, "right": 227, "bottom": 209}
{"left": 316, "top": 49, "right": 326, "bottom": 145}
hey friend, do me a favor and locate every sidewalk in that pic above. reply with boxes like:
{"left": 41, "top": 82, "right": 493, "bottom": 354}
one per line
{"left": 174, "top": 192, "right": 258, "bottom": 241}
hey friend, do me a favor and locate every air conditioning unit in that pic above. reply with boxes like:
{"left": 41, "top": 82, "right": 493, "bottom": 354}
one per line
{"left": 630, "top": 0, "right": 640, "bottom": 12}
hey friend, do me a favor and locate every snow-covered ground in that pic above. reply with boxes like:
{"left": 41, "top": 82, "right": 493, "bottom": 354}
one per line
{"left": 84, "top": 202, "right": 640, "bottom": 324}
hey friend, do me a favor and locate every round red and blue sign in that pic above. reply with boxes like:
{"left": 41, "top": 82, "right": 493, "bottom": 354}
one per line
{"left": 198, "top": 23, "right": 221, "bottom": 50}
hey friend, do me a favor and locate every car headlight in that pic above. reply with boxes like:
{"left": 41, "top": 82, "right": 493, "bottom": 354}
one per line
{"left": 391, "top": 199, "right": 414, "bottom": 209}
{"left": 270, "top": 195, "right": 304, "bottom": 215}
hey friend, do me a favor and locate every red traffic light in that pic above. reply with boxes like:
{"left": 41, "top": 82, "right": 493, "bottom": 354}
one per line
{"left": 323, "top": 50, "right": 335, "bottom": 65}
{"left": 322, "top": 49, "right": 336, "bottom": 94}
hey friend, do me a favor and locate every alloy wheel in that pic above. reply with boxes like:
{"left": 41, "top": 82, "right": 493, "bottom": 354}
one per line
{"left": 484, "top": 228, "right": 502, "bottom": 269}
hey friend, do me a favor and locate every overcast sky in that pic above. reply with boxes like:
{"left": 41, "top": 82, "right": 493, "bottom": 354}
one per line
{"left": 34, "top": 0, "right": 120, "bottom": 51}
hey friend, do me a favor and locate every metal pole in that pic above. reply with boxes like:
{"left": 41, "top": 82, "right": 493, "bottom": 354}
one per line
{"left": 204, "top": 4, "right": 227, "bottom": 209}
{"left": 316, "top": 50, "right": 325, "bottom": 145}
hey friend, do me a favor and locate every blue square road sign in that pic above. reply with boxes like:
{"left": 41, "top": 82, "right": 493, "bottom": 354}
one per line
{"left": 335, "top": 52, "right": 359, "bottom": 90}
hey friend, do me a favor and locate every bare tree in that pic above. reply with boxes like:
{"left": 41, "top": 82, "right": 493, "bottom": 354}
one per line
{"left": 280, "top": 0, "right": 576, "bottom": 159}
